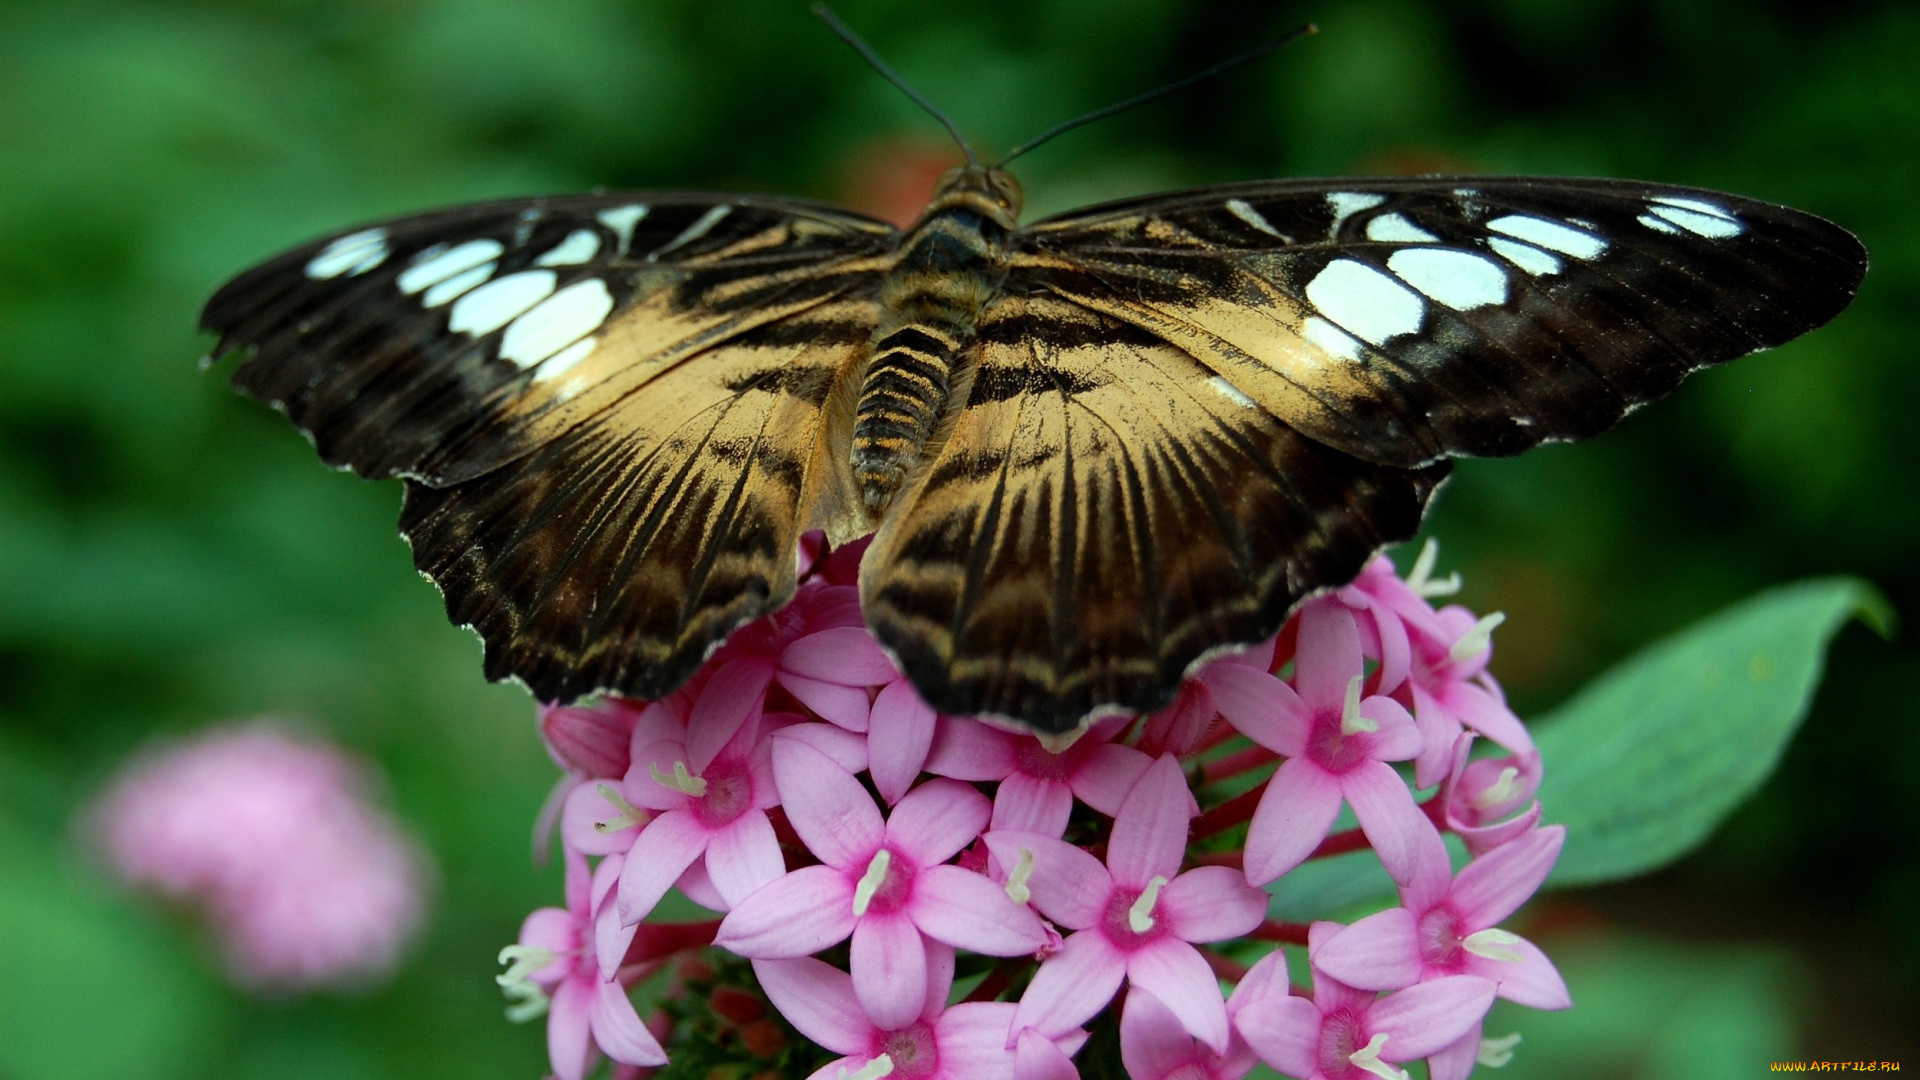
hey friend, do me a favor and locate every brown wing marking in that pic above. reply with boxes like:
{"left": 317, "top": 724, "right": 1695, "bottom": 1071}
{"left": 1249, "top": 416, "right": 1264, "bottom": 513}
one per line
{"left": 860, "top": 293, "right": 1447, "bottom": 733}
{"left": 399, "top": 296, "right": 875, "bottom": 703}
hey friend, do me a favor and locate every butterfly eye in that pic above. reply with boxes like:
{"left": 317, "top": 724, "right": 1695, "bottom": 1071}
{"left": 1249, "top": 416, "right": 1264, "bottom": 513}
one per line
{"left": 989, "top": 170, "right": 1025, "bottom": 217}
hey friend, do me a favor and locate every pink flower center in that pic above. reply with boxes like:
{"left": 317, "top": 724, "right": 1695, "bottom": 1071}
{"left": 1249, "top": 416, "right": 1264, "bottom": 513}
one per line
{"left": 876, "top": 1021, "right": 938, "bottom": 1079}
{"left": 1013, "top": 739, "right": 1074, "bottom": 781}
{"left": 1306, "top": 711, "right": 1371, "bottom": 774}
{"left": 1315, "top": 1008, "right": 1372, "bottom": 1079}
{"left": 1417, "top": 904, "right": 1466, "bottom": 971}
{"left": 689, "top": 760, "right": 753, "bottom": 828}
{"left": 853, "top": 847, "right": 918, "bottom": 916}
{"left": 1098, "top": 884, "right": 1169, "bottom": 952}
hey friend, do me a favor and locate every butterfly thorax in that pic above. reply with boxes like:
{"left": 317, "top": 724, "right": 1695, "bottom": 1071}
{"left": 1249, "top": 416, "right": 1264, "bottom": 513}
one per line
{"left": 852, "top": 167, "right": 1023, "bottom": 511}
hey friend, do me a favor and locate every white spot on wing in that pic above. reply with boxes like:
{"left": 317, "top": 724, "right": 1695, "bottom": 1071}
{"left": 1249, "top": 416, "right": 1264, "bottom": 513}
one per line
{"left": 535, "top": 337, "right": 599, "bottom": 383}
{"left": 1387, "top": 248, "right": 1508, "bottom": 310}
{"left": 1646, "top": 203, "right": 1742, "bottom": 238}
{"left": 1225, "top": 198, "right": 1287, "bottom": 240}
{"left": 596, "top": 204, "right": 649, "bottom": 257}
{"left": 449, "top": 270, "right": 556, "bottom": 337}
{"left": 422, "top": 263, "right": 496, "bottom": 307}
{"left": 1306, "top": 258, "right": 1424, "bottom": 346}
{"left": 649, "top": 204, "right": 732, "bottom": 261}
{"left": 535, "top": 229, "right": 602, "bottom": 267}
{"left": 1651, "top": 195, "right": 1738, "bottom": 221}
{"left": 305, "top": 228, "right": 388, "bottom": 279}
{"left": 1488, "top": 238, "right": 1561, "bottom": 276}
{"left": 1302, "top": 316, "right": 1365, "bottom": 362}
{"left": 1486, "top": 215, "right": 1608, "bottom": 260}
{"left": 1637, "top": 213, "right": 1682, "bottom": 235}
{"left": 398, "top": 240, "right": 503, "bottom": 295}
{"left": 1207, "top": 375, "right": 1256, "bottom": 408}
{"left": 1326, "top": 192, "right": 1386, "bottom": 238}
{"left": 1365, "top": 213, "right": 1439, "bottom": 243}
{"left": 499, "top": 279, "right": 615, "bottom": 368}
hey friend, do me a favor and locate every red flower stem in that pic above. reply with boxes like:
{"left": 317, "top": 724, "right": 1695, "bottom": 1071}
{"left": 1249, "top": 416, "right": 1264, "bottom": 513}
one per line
{"left": 964, "top": 959, "right": 1027, "bottom": 1004}
{"left": 1190, "top": 851, "right": 1242, "bottom": 870}
{"left": 1201, "top": 948, "right": 1250, "bottom": 983}
{"left": 1250, "top": 920, "right": 1312, "bottom": 945}
{"left": 1202, "top": 745, "right": 1279, "bottom": 784}
{"left": 622, "top": 919, "right": 723, "bottom": 966}
{"left": 1195, "top": 720, "right": 1240, "bottom": 754}
{"left": 1192, "top": 784, "right": 1267, "bottom": 841}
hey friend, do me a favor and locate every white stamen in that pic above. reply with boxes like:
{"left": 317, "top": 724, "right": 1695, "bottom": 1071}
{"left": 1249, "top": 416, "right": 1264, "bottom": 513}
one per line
{"left": 1006, "top": 848, "right": 1036, "bottom": 905}
{"left": 496, "top": 944, "right": 556, "bottom": 1021}
{"left": 852, "top": 849, "right": 892, "bottom": 917}
{"left": 1128, "top": 875, "right": 1169, "bottom": 933}
{"left": 1478, "top": 1032, "right": 1522, "bottom": 1068}
{"left": 593, "top": 783, "right": 645, "bottom": 832}
{"left": 1349, "top": 1032, "right": 1409, "bottom": 1080}
{"left": 1472, "top": 767, "right": 1523, "bottom": 810}
{"left": 502, "top": 982, "right": 550, "bottom": 1023}
{"left": 1449, "top": 612, "right": 1506, "bottom": 663}
{"left": 1340, "top": 674, "right": 1377, "bottom": 735}
{"left": 1404, "top": 538, "right": 1462, "bottom": 598}
{"left": 649, "top": 760, "right": 707, "bottom": 797}
{"left": 1463, "top": 927, "right": 1524, "bottom": 963}
{"left": 839, "top": 1054, "right": 896, "bottom": 1080}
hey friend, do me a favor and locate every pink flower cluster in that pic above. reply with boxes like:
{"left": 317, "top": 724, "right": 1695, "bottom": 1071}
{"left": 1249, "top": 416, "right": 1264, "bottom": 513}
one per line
{"left": 88, "top": 722, "right": 430, "bottom": 991}
{"left": 509, "top": 539, "right": 1567, "bottom": 1080}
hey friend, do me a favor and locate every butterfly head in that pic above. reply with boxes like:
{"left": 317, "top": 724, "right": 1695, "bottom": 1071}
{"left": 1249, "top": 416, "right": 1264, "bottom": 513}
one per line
{"left": 925, "top": 166, "right": 1023, "bottom": 230}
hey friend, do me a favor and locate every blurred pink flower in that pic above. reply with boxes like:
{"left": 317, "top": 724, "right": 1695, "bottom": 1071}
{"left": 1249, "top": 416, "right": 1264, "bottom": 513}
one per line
{"left": 87, "top": 721, "right": 429, "bottom": 991}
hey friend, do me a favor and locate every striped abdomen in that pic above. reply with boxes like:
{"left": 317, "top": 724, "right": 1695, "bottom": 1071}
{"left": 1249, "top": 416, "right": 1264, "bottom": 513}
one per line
{"left": 853, "top": 211, "right": 1004, "bottom": 510}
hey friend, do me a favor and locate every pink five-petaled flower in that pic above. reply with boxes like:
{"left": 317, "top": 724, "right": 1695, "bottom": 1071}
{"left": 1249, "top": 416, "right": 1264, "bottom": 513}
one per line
{"left": 924, "top": 714, "right": 1153, "bottom": 837}
{"left": 1438, "top": 734, "right": 1542, "bottom": 857}
{"left": 498, "top": 848, "right": 667, "bottom": 1080}
{"left": 1310, "top": 822, "right": 1571, "bottom": 1011}
{"left": 986, "top": 754, "right": 1267, "bottom": 1054}
{"left": 1118, "top": 944, "right": 1291, "bottom": 1080}
{"left": 716, "top": 737, "right": 1048, "bottom": 1030}
{"left": 614, "top": 701, "right": 783, "bottom": 961}
{"left": 754, "top": 941, "right": 1087, "bottom": 1080}
{"left": 1201, "top": 598, "right": 1431, "bottom": 887}
{"left": 1235, "top": 923, "right": 1496, "bottom": 1080}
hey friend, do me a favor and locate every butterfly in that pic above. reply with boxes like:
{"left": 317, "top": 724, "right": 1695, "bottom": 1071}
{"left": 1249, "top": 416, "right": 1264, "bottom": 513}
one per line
{"left": 199, "top": 164, "right": 1864, "bottom": 734}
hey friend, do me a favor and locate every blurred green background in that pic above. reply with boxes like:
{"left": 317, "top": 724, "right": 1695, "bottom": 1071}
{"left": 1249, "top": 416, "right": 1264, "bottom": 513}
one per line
{"left": 0, "top": 0, "right": 1913, "bottom": 1077}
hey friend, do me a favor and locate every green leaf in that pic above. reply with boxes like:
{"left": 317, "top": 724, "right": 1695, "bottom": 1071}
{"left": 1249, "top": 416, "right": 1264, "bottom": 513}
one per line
{"left": 1537, "top": 577, "right": 1890, "bottom": 887}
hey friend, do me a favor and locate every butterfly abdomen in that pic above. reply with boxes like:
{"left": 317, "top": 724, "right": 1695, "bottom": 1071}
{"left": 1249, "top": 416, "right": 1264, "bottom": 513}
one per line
{"left": 853, "top": 206, "right": 1008, "bottom": 510}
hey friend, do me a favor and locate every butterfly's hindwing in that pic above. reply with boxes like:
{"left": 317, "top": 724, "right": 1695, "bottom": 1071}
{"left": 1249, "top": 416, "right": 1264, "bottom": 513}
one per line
{"left": 1023, "top": 177, "right": 1866, "bottom": 468}
{"left": 201, "top": 193, "right": 896, "bottom": 485}
{"left": 398, "top": 295, "right": 877, "bottom": 702}
{"left": 861, "top": 292, "right": 1447, "bottom": 731}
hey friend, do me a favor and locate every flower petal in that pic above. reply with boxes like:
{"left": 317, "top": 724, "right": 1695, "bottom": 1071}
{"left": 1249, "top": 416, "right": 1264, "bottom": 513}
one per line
{"left": 1467, "top": 934, "right": 1571, "bottom": 1010}
{"left": 924, "top": 717, "right": 1019, "bottom": 781}
{"left": 851, "top": 913, "right": 928, "bottom": 1031}
{"left": 616, "top": 810, "right": 710, "bottom": 925}
{"left": 982, "top": 830, "right": 1110, "bottom": 930}
{"left": 1311, "top": 906, "right": 1422, "bottom": 991}
{"left": 1155, "top": 866, "right": 1267, "bottom": 944}
{"left": 1400, "top": 815, "right": 1457, "bottom": 914}
{"left": 1232, "top": 993, "right": 1321, "bottom": 1079}
{"left": 1448, "top": 825, "right": 1564, "bottom": 929}
{"left": 1107, "top": 754, "right": 1195, "bottom": 888}
{"left": 591, "top": 977, "right": 668, "bottom": 1066}
{"left": 911, "top": 865, "right": 1048, "bottom": 955}
{"left": 1360, "top": 694, "right": 1423, "bottom": 761}
{"left": 1013, "top": 1025, "right": 1079, "bottom": 1080}
{"left": 1295, "top": 599, "right": 1364, "bottom": 711}
{"left": 1201, "top": 663, "right": 1308, "bottom": 756}
{"left": 752, "top": 956, "right": 872, "bottom": 1056}
{"left": 1012, "top": 930, "right": 1126, "bottom": 1043}
{"left": 706, "top": 811, "right": 786, "bottom": 909}
{"left": 1426, "top": 1023, "right": 1483, "bottom": 1080}
{"left": 924, "top": 939, "right": 957, "bottom": 1021}
{"left": 715, "top": 864, "right": 856, "bottom": 958}
{"left": 992, "top": 773, "right": 1073, "bottom": 837}
{"left": 869, "top": 680, "right": 939, "bottom": 805}
{"left": 933, "top": 1002, "right": 1023, "bottom": 1080}
{"left": 887, "top": 778, "right": 991, "bottom": 866}
{"left": 549, "top": 978, "right": 598, "bottom": 1080}
{"left": 1342, "top": 761, "right": 1436, "bottom": 887}
{"left": 1120, "top": 987, "right": 1202, "bottom": 1080}
{"left": 1067, "top": 743, "right": 1153, "bottom": 817}
{"left": 771, "top": 722, "right": 869, "bottom": 776}
{"left": 1244, "top": 757, "right": 1343, "bottom": 886}
{"left": 561, "top": 782, "right": 641, "bottom": 857}
{"left": 687, "top": 656, "right": 774, "bottom": 773}
{"left": 1368, "top": 975, "right": 1497, "bottom": 1060}
{"left": 782, "top": 626, "right": 899, "bottom": 684}
{"left": 774, "top": 737, "right": 884, "bottom": 869}
{"left": 1127, "top": 938, "right": 1230, "bottom": 1054}
{"left": 775, "top": 671, "right": 873, "bottom": 731}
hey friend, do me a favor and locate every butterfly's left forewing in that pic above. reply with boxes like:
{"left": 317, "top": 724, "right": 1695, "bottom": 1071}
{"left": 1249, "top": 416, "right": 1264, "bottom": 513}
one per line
{"left": 1019, "top": 176, "right": 1866, "bottom": 469}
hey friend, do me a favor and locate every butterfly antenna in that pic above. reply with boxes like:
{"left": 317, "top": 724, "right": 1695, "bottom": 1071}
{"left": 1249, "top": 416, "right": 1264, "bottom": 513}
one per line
{"left": 994, "top": 22, "right": 1317, "bottom": 168}
{"left": 813, "top": 4, "right": 980, "bottom": 168}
